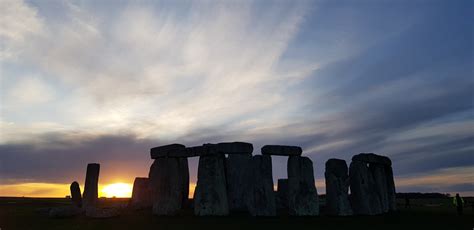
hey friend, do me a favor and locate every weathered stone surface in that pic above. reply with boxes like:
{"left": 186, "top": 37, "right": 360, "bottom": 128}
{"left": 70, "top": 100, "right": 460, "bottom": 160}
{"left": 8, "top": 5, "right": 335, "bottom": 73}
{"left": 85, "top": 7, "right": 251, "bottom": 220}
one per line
{"left": 352, "top": 153, "right": 391, "bottom": 166}
{"left": 48, "top": 206, "right": 83, "bottom": 218}
{"left": 276, "top": 179, "right": 288, "bottom": 211}
{"left": 288, "top": 156, "right": 319, "bottom": 216}
{"left": 194, "top": 154, "right": 229, "bottom": 216}
{"left": 350, "top": 153, "right": 396, "bottom": 214}
{"left": 130, "top": 177, "right": 152, "bottom": 209}
{"left": 83, "top": 163, "right": 100, "bottom": 209}
{"left": 325, "top": 159, "right": 352, "bottom": 216}
{"left": 371, "top": 164, "right": 389, "bottom": 213}
{"left": 247, "top": 155, "right": 276, "bottom": 216}
{"left": 261, "top": 145, "right": 302, "bottom": 156}
{"left": 386, "top": 166, "right": 397, "bottom": 211}
{"left": 349, "top": 161, "right": 381, "bottom": 215}
{"left": 70, "top": 181, "right": 82, "bottom": 208}
{"left": 218, "top": 142, "right": 253, "bottom": 154}
{"left": 149, "top": 157, "right": 189, "bottom": 215}
{"left": 225, "top": 153, "right": 252, "bottom": 212}
{"left": 85, "top": 207, "right": 120, "bottom": 218}
{"left": 150, "top": 143, "right": 186, "bottom": 158}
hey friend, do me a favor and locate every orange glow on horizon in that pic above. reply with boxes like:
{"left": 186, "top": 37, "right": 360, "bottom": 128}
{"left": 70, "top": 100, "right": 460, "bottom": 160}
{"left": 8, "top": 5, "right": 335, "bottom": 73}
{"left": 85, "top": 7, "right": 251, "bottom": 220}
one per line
{"left": 100, "top": 183, "right": 132, "bottom": 198}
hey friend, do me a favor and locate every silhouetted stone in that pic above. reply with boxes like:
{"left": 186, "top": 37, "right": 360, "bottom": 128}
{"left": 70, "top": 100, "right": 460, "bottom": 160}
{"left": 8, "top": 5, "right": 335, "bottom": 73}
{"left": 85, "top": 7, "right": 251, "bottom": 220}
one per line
{"left": 350, "top": 153, "right": 396, "bottom": 214}
{"left": 247, "top": 155, "right": 276, "bottom": 216}
{"left": 85, "top": 207, "right": 120, "bottom": 218}
{"left": 70, "top": 181, "right": 82, "bottom": 208}
{"left": 130, "top": 177, "right": 152, "bottom": 209}
{"left": 179, "top": 158, "right": 190, "bottom": 207}
{"left": 48, "top": 206, "right": 83, "bottom": 218}
{"left": 386, "top": 166, "right": 397, "bottom": 211}
{"left": 349, "top": 161, "right": 381, "bottom": 215}
{"left": 226, "top": 153, "right": 252, "bottom": 212}
{"left": 325, "top": 159, "right": 352, "bottom": 216}
{"left": 150, "top": 143, "right": 186, "bottom": 158}
{"left": 218, "top": 142, "right": 253, "bottom": 154}
{"left": 83, "top": 163, "right": 100, "bottom": 209}
{"left": 276, "top": 179, "right": 288, "bottom": 211}
{"left": 371, "top": 164, "right": 389, "bottom": 213}
{"left": 287, "top": 156, "right": 319, "bottom": 216}
{"left": 149, "top": 157, "right": 189, "bottom": 215}
{"left": 261, "top": 145, "right": 302, "bottom": 156}
{"left": 194, "top": 153, "right": 229, "bottom": 216}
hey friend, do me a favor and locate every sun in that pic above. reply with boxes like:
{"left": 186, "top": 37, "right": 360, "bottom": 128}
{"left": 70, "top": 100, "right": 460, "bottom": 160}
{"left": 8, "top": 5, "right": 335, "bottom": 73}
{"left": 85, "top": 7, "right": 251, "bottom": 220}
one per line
{"left": 100, "top": 183, "right": 132, "bottom": 198}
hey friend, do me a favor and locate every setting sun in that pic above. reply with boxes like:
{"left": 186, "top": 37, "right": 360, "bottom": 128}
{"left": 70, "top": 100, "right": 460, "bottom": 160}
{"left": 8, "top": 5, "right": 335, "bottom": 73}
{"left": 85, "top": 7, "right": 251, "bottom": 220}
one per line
{"left": 100, "top": 183, "right": 133, "bottom": 198}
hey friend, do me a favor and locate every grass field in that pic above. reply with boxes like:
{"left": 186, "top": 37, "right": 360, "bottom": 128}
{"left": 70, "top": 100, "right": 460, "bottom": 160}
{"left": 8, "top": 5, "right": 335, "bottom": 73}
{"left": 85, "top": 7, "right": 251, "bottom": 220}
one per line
{"left": 0, "top": 197, "right": 473, "bottom": 230}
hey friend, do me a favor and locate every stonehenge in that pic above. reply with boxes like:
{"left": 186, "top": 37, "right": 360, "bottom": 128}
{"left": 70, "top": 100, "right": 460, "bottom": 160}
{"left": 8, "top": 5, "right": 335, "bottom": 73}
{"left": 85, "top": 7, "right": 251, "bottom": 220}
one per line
{"left": 82, "top": 163, "right": 100, "bottom": 209}
{"left": 349, "top": 153, "right": 396, "bottom": 215}
{"left": 247, "top": 155, "right": 277, "bottom": 216}
{"left": 129, "top": 177, "right": 152, "bottom": 209}
{"left": 287, "top": 156, "right": 319, "bottom": 216}
{"left": 325, "top": 159, "right": 352, "bottom": 216}
{"left": 70, "top": 181, "right": 82, "bottom": 208}
{"left": 50, "top": 142, "right": 397, "bottom": 219}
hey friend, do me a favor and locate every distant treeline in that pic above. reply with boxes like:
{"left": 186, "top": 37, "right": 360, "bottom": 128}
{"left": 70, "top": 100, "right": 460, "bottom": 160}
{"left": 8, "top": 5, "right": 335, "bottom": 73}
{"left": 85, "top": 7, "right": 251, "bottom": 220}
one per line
{"left": 395, "top": 192, "right": 450, "bottom": 199}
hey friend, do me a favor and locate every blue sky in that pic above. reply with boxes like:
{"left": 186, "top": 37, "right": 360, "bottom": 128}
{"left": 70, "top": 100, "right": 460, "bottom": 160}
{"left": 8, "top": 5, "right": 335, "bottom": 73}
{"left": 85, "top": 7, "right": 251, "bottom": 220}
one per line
{"left": 1, "top": 0, "right": 473, "bottom": 196}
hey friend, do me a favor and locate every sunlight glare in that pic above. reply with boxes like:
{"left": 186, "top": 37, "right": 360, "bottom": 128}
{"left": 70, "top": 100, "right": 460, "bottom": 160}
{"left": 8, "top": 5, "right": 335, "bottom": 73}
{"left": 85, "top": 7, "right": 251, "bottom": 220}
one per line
{"left": 101, "top": 183, "right": 132, "bottom": 198}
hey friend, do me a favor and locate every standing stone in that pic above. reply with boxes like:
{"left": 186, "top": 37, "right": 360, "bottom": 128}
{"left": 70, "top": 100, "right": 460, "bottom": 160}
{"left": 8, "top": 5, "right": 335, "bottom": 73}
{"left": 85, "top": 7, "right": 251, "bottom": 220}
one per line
{"left": 350, "top": 153, "right": 396, "bottom": 214}
{"left": 349, "top": 161, "right": 381, "bottom": 215}
{"left": 247, "top": 155, "right": 276, "bottom": 216}
{"left": 149, "top": 157, "right": 189, "bottom": 215}
{"left": 371, "top": 164, "right": 389, "bottom": 213}
{"left": 226, "top": 153, "right": 252, "bottom": 212}
{"left": 179, "top": 158, "right": 190, "bottom": 207}
{"left": 386, "top": 166, "right": 397, "bottom": 211}
{"left": 276, "top": 179, "right": 289, "bottom": 211}
{"left": 287, "top": 156, "right": 319, "bottom": 216}
{"left": 194, "top": 153, "right": 229, "bottom": 216}
{"left": 325, "top": 159, "right": 352, "bottom": 216}
{"left": 83, "top": 163, "right": 100, "bottom": 209}
{"left": 70, "top": 181, "right": 82, "bottom": 208}
{"left": 130, "top": 177, "right": 152, "bottom": 209}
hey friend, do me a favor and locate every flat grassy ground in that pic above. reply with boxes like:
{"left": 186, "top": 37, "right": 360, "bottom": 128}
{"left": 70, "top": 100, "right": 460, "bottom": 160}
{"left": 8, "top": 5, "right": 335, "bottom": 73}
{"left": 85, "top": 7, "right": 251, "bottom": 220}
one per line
{"left": 0, "top": 197, "right": 473, "bottom": 230}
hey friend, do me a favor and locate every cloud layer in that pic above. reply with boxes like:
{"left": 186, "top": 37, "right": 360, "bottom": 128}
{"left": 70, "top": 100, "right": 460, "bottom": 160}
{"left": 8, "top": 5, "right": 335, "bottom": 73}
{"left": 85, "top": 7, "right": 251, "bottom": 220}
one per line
{"left": 1, "top": 0, "right": 473, "bottom": 195}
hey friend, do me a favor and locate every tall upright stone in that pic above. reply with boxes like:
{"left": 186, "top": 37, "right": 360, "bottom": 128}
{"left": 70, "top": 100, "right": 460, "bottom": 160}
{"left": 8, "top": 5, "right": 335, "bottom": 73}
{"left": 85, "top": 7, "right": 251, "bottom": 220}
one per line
{"left": 226, "top": 153, "right": 252, "bottom": 212}
{"left": 83, "top": 163, "right": 100, "bottom": 209}
{"left": 194, "top": 150, "right": 229, "bottom": 216}
{"left": 325, "top": 159, "right": 352, "bottom": 216}
{"left": 130, "top": 177, "right": 152, "bottom": 209}
{"left": 179, "top": 158, "right": 190, "bottom": 207}
{"left": 350, "top": 153, "right": 397, "bottom": 215}
{"left": 149, "top": 157, "right": 189, "bottom": 215}
{"left": 70, "top": 181, "right": 82, "bottom": 208}
{"left": 287, "top": 156, "right": 319, "bottom": 216}
{"left": 276, "top": 179, "right": 289, "bottom": 211}
{"left": 247, "top": 155, "right": 276, "bottom": 216}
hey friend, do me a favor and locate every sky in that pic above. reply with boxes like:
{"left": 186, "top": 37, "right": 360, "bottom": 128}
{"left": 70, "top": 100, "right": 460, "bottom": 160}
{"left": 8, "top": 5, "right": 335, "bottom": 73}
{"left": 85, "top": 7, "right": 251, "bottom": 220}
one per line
{"left": 0, "top": 0, "right": 473, "bottom": 197}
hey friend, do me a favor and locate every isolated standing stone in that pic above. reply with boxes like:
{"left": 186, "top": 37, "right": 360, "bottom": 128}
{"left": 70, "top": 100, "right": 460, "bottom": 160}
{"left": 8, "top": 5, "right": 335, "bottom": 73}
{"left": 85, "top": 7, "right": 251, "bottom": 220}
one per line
{"left": 83, "top": 163, "right": 100, "bottom": 209}
{"left": 247, "top": 155, "right": 276, "bottom": 216}
{"left": 325, "top": 159, "right": 352, "bottom": 216}
{"left": 261, "top": 145, "right": 302, "bottom": 156}
{"left": 287, "top": 156, "right": 319, "bottom": 216}
{"left": 194, "top": 153, "right": 229, "bottom": 216}
{"left": 70, "top": 181, "right": 82, "bottom": 208}
{"left": 149, "top": 157, "right": 189, "bottom": 215}
{"left": 276, "top": 179, "right": 289, "bottom": 211}
{"left": 130, "top": 177, "right": 152, "bottom": 209}
{"left": 226, "top": 153, "right": 252, "bottom": 212}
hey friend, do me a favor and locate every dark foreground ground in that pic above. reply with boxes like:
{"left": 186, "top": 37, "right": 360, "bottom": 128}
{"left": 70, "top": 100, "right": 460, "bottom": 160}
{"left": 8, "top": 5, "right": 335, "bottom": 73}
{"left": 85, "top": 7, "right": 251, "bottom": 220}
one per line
{"left": 0, "top": 197, "right": 473, "bottom": 230}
